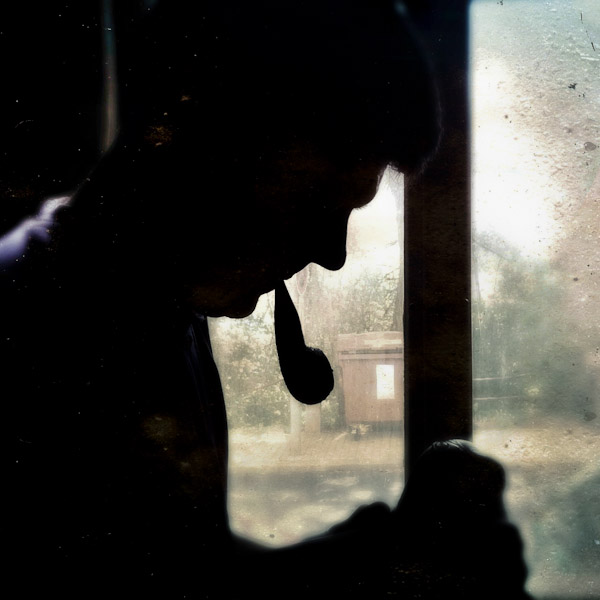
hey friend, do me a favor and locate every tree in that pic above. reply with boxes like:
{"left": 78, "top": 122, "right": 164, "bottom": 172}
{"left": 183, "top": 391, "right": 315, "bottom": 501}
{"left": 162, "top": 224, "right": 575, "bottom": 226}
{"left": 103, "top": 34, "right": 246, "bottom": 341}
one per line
{"left": 473, "top": 233, "right": 598, "bottom": 425}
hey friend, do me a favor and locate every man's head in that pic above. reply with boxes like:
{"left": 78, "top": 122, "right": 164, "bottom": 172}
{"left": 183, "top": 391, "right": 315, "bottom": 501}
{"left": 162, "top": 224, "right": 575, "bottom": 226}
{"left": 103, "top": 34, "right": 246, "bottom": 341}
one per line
{"left": 89, "top": 1, "right": 439, "bottom": 316}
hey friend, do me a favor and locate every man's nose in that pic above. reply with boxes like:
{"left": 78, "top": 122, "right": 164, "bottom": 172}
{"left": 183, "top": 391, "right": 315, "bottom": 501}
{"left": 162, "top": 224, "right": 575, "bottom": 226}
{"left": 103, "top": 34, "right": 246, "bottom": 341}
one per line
{"left": 311, "top": 214, "right": 348, "bottom": 271}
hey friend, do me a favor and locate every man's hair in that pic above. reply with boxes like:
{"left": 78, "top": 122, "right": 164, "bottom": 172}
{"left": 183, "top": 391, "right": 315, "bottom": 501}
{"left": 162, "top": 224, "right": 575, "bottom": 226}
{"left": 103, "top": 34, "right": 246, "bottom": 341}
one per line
{"left": 115, "top": 0, "right": 439, "bottom": 176}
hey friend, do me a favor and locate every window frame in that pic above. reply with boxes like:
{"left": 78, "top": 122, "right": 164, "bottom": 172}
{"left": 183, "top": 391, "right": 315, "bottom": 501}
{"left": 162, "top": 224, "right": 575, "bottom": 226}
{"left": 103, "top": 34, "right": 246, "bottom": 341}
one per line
{"left": 402, "top": 0, "right": 473, "bottom": 475}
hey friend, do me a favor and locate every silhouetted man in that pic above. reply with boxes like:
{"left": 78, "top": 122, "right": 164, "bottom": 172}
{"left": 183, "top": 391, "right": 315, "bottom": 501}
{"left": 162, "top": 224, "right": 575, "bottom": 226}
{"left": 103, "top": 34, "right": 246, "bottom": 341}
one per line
{"left": 1, "top": 2, "right": 530, "bottom": 599}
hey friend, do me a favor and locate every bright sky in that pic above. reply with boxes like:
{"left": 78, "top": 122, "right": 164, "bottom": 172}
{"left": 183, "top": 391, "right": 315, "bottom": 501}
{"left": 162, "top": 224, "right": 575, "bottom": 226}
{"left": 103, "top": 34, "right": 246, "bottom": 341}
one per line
{"left": 470, "top": 0, "right": 600, "bottom": 263}
{"left": 471, "top": 56, "right": 561, "bottom": 261}
{"left": 346, "top": 166, "right": 402, "bottom": 269}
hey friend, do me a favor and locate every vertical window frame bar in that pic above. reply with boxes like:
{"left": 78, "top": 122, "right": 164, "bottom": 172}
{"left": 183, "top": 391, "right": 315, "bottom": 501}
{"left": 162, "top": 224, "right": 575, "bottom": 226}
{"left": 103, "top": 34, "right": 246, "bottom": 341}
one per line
{"left": 403, "top": 0, "right": 473, "bottom": 476}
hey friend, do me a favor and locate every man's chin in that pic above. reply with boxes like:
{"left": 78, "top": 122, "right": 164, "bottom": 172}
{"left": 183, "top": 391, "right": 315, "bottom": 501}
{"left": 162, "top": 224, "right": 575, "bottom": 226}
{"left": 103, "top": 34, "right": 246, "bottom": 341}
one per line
{"left": 189, "top": 277, "right": 276, "bottom": 318}
{"left": 221, "top": 298, "right": 260, "bottom": 319}
{"left": 203, "top": 291, "right": 263, "bottom": 319}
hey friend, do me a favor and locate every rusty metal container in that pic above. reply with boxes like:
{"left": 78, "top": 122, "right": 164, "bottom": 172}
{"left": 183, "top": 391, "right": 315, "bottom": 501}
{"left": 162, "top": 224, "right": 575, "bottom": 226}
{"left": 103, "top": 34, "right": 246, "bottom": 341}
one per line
{"left": 336, "top": 332, "right": 404, "bottom": 426}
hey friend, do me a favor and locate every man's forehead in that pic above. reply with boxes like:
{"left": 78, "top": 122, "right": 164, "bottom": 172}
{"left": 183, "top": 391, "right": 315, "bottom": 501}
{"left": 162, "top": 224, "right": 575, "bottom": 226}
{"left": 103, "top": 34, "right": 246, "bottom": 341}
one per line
{"left": 259, "top": 160, "right": 383, "bottom": 221}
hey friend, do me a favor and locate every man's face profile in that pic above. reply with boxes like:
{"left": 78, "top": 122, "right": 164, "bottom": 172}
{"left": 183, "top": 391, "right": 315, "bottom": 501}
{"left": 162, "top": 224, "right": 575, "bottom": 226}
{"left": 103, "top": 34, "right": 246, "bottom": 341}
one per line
{"left": 186, "top": 139, "right": 385, "bottom": 318}
{"left": 104, "top": 1, "right": 437, "bottom": 320}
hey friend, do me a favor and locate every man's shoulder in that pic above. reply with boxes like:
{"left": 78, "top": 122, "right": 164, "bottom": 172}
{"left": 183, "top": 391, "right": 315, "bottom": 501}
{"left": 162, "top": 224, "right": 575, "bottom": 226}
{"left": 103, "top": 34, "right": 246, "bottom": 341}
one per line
{"left": 0, "top": 195, "right": 70, "bottom": 267}
{"left": 0, "top": 197, "right": 74, "bottom": 367}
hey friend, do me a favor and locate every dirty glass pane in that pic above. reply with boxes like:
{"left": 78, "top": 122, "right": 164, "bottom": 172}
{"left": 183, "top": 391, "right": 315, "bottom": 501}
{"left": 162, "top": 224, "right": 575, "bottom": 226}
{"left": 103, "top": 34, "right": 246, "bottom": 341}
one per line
{"left": 210, "top": 168, "right": 404, "bottom": 547}
{"left": 471, "top": 1, "right": 600, "bottom": 597}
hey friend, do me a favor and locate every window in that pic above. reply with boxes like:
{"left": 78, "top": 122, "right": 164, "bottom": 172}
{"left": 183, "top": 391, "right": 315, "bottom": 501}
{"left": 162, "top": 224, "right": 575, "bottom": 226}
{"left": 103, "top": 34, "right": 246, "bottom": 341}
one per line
{"left": 213, "top": 3, "right": 600, "bottom": 597}
{"left": 210, "top": 168, "right": 405, "bottom": 546}
{"left": 471, "top": 1, "right": 600, "bottom": 597}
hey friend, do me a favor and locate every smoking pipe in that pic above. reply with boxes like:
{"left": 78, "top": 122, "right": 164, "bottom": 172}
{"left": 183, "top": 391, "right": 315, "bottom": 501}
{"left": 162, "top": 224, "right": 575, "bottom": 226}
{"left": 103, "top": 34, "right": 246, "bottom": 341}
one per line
{"left": 274, "top": 282, "right": 334, "bottom": 405}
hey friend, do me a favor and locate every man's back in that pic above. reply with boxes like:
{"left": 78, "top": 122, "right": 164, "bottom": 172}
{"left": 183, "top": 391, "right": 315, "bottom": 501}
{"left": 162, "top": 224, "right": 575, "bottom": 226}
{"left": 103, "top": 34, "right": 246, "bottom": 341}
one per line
{"left": 1, "top": 187, "right": 232, "bottom": 598}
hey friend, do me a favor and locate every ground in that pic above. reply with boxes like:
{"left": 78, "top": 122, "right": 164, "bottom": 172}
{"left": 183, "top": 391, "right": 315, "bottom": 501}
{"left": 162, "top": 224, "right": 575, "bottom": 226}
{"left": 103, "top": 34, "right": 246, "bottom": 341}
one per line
{"left": 229, "top": 420, "right": 600, "bottom": 598}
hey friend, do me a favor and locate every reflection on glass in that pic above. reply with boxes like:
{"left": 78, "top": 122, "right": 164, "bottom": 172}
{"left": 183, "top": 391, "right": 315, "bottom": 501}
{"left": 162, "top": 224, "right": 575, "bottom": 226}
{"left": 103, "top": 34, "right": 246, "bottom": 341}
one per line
{"left": 471, "top": 1, "right": 600, "bottom": 597}
{"left": 210, "top": 168, "right": 405, "bottom": 547}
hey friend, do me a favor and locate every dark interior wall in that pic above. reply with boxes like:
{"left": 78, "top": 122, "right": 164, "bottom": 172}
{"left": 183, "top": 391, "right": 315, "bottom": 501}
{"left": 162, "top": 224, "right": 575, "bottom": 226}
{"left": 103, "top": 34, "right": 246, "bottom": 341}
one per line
{"left": 0, "top": 4, "right": 104, "bottom": 232}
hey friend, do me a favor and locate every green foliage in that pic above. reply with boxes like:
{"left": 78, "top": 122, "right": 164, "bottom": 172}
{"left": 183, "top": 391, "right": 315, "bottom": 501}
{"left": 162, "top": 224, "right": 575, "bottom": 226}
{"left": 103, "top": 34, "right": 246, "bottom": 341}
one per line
{"left": 214, "top": 227, "right": 598, "bottom": 430}
{"left": 473, "top": 233, "right": 597, "bottom": 425}
{"left": 210, "top": 303, "right": 291, "bottom": 430}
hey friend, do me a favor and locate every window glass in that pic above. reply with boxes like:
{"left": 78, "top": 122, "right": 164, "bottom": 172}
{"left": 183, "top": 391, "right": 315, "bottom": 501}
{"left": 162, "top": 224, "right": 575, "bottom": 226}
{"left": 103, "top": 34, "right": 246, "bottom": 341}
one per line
{"left": 210, "top": 168, "right": 405, "bottom": 547}
{"left": 471, "top": 1, "right": 600, "bottom": 596}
